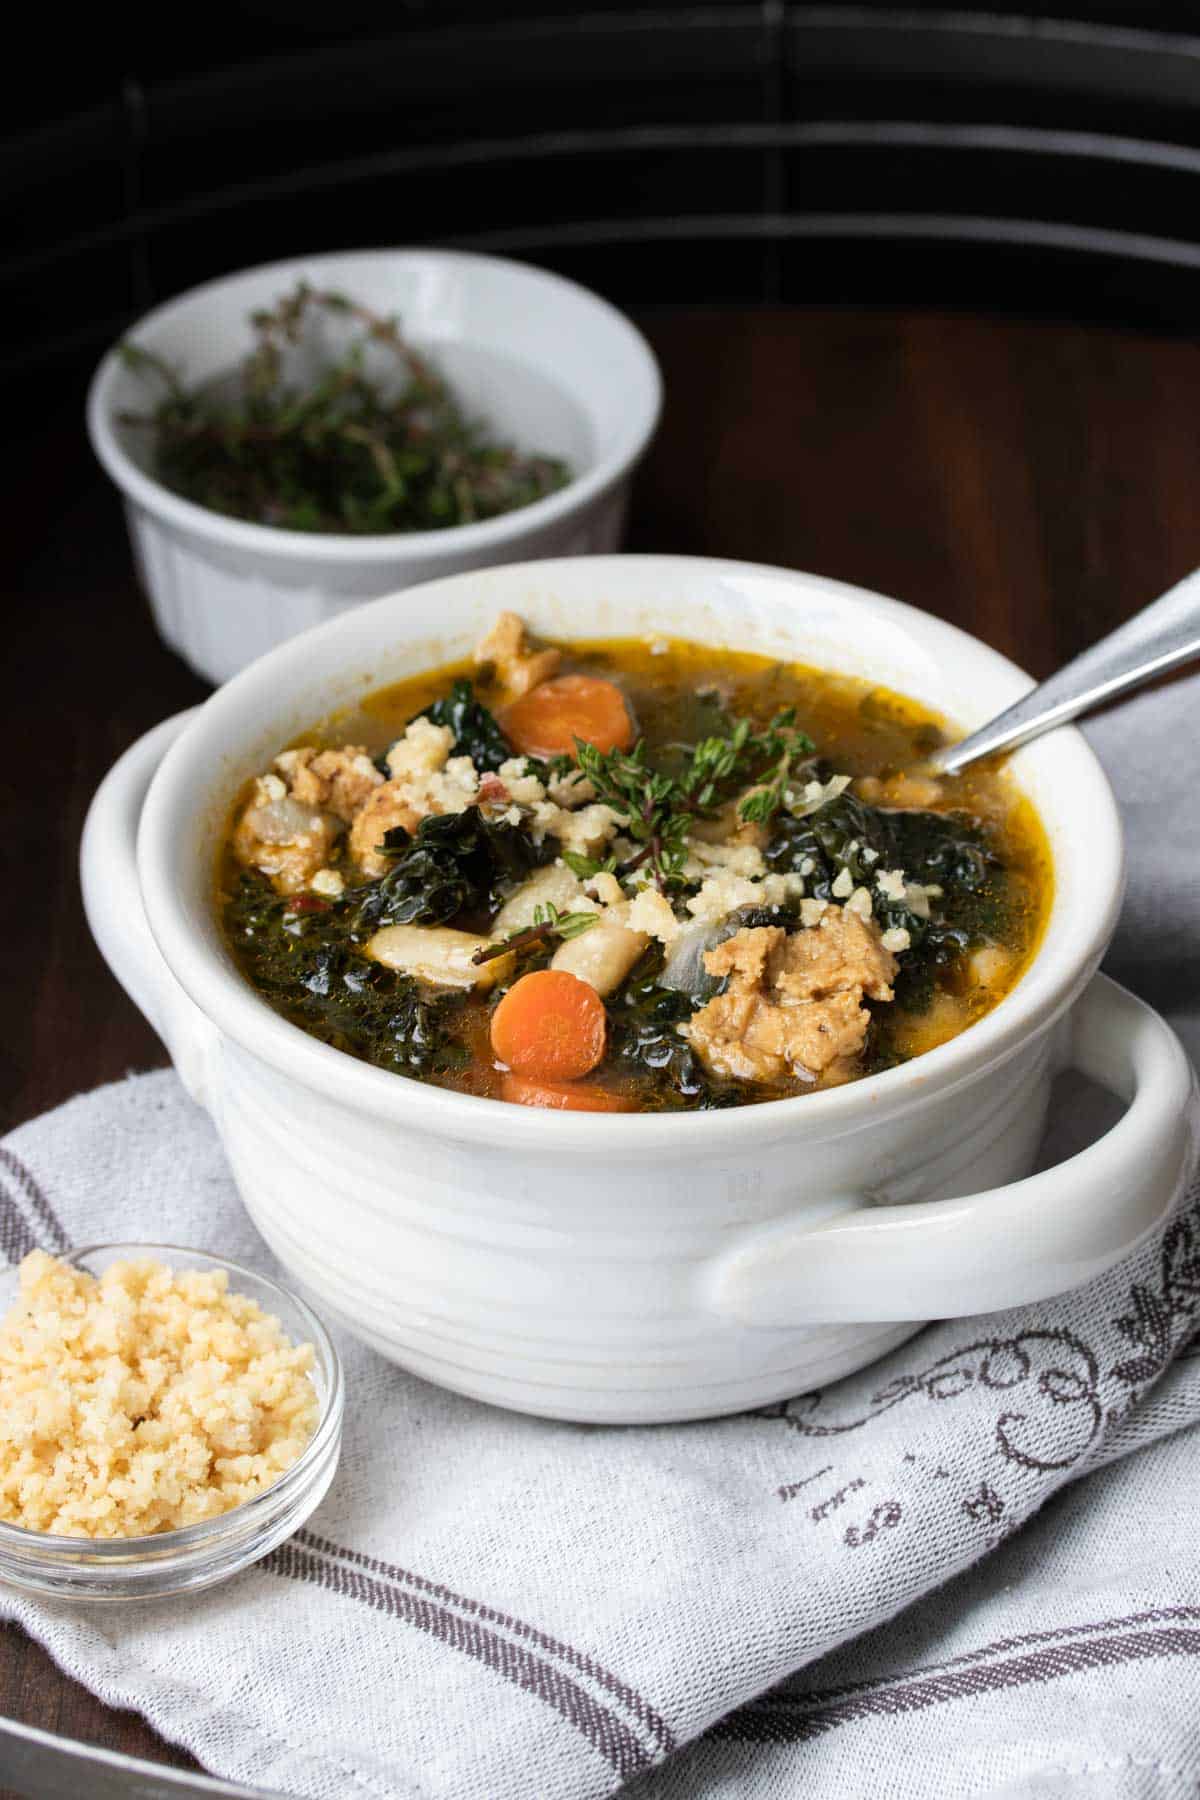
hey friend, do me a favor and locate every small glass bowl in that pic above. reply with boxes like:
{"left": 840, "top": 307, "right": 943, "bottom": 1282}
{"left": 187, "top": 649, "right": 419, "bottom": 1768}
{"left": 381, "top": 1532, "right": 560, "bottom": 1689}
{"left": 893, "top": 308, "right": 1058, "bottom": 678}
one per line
{"left": 0, "top": 1244, "right": 343, "bottom": 1601}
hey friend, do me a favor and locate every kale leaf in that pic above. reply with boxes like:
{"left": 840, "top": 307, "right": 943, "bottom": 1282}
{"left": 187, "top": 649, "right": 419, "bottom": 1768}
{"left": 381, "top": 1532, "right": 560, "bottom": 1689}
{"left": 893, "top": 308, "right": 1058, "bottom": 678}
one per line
{"left": 355, "top": 808, "right": 548, "bottom": 932}
{"left": 767, "top": 794, "right": 996, "bottom": 915}
{"left": 412, "top": 678, "right": 511, "bottom": 772}
{"left": 766, "top": 792, "right": 1004, "bottom": 1006}
{"left": 222, "top": 877, "right": 467, "bottom": 1076}
{"left": 606, "top": 951, "right": 739, "bottom": 1110}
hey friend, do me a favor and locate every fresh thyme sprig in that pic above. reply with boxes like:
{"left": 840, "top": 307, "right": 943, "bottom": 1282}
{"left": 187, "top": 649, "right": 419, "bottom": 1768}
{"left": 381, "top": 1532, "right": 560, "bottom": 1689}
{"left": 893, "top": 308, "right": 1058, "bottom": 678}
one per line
{"left": 574, "top": 710, "right": 814, "bottom": 890}
{"left": 119, "top": 283, "right": 571, "bottom": 535}
{"left": 574, "top": 740, "right": 688, "bottom": 889}
{"left": 737, "top": 713, "right": 811, "bottom": 824}
{"left": 471, "top": 901, "right": 598, "bottom": 966}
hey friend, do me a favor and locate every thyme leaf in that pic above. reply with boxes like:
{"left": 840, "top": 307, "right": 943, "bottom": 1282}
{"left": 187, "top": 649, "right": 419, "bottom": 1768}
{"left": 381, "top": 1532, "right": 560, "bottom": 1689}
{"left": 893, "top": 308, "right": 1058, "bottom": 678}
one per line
{"left": 560, "top": 849, "right": 618, "bottom": 879}
{"left": 471, "top": 902, "right": 598, "bottom": 966}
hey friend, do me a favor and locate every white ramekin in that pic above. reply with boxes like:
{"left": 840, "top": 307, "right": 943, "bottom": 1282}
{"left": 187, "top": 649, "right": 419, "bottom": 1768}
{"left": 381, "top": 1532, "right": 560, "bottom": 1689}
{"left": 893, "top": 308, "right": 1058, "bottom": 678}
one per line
{"left": 80, "top": 556, "right": 1197, "bottom": 1425}
{"left": 86, "top": 251, "right": 662, "bottom": 686}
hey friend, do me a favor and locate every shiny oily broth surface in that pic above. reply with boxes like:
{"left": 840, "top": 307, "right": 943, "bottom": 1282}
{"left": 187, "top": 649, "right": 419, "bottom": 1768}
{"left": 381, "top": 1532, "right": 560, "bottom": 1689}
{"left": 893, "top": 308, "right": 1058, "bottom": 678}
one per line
{"left": 218, "top": 635, "right": 1052, "bottom": 1109}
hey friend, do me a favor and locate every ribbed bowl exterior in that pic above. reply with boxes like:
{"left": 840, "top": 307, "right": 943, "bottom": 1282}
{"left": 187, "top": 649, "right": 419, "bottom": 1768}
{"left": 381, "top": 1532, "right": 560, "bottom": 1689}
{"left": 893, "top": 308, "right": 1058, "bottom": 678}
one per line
{"left": 128, "top": 488, "right": 630, "bottom": 686}
{"left": 207, "top": 1028, "right": 1056, "bottom": 1423}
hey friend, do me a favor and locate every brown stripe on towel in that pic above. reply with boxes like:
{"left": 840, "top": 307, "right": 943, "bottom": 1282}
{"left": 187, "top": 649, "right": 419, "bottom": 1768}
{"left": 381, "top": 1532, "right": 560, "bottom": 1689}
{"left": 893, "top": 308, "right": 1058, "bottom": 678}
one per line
{"left": 745, "top": 1603, "right": 1200, "bottom": 1714}
{"left": 0, "top": 1146, "right": 71, "bottom": 1259}
{"left": 0, "top": 1180, "right": 39, "bottom": 1264}
{"left": 296, "top": 1529, "right": 676, "bottom": 1755}
{"left": 717, "top": 1616, "right": 1200, "bottom": 1744}
{"left": 264, "top": 1541, "right": 656, "bottom": 1780}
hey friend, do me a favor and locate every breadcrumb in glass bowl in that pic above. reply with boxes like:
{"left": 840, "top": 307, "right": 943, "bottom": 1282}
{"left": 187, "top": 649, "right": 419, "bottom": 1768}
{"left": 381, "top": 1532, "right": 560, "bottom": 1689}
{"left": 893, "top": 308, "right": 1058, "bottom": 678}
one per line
{"left": 0, "top": 1246, "right": 343, "bottom": 1600}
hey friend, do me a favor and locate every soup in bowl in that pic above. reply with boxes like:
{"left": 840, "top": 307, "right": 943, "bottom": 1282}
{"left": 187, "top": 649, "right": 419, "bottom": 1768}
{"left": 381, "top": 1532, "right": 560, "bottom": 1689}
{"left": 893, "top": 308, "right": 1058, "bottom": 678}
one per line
{"left": 81, "top": 557, "right": 1194, "bottom": 1422}
{"left": 218, "top": 617, "right": 1052, "bottom": 1113}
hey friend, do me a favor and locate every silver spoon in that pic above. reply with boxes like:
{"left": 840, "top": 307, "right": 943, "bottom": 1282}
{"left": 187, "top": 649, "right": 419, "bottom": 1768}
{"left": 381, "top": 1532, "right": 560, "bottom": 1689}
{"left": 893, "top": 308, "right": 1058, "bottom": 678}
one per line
{"left": 928, "top": 567, "right": 1200, "bottom": 776}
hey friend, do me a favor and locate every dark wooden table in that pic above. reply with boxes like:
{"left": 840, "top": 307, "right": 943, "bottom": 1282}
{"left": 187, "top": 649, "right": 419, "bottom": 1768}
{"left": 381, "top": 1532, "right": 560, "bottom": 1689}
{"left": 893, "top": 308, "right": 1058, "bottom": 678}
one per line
{"left": 5, "top": 304, "right": 1200, "bottom": 1786}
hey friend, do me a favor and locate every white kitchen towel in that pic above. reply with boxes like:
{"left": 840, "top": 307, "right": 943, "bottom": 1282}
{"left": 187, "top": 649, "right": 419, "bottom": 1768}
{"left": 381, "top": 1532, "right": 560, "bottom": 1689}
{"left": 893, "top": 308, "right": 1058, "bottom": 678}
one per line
{"left": 1, "top": 671, "right": 1198, "bottom": 1800}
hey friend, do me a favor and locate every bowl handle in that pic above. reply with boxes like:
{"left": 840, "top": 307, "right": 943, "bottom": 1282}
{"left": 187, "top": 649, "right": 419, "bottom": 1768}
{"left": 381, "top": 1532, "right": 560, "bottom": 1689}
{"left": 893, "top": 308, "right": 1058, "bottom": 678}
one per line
{"left": 708, "top": 975, "right": 1197, "bottom": 1326}
{"left": 80, "top": 711, "right": 218, "bottom": 1110}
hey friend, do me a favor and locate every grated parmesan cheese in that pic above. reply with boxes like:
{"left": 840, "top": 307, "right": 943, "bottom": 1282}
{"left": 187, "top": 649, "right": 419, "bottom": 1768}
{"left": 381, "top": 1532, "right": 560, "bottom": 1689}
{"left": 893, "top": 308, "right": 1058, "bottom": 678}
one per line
{"left": 385, "top": 716, "right": 455, "bottom": 780}
{"left": 0, "top": 1253, "right": 318, "bottom": 1539}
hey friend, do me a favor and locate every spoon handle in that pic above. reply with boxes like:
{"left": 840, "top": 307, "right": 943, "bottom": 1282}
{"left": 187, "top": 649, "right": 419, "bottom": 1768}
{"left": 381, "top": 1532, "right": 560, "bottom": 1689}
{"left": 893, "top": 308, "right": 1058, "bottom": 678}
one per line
{"left": 932, "top": 567, "right": 1200, "bottom": 775}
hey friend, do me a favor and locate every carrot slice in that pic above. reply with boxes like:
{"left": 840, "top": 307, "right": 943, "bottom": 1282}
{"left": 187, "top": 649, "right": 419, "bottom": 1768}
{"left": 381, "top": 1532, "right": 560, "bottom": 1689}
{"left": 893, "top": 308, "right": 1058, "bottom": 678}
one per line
{"left": 500, "top": 1072, "right": 635, "bottom": 1113}
{"left": 502, "top": 674, "right": 634, "bottom": 760}
{"left": 490, "top": 968, "right": 608, "bottom": 1081}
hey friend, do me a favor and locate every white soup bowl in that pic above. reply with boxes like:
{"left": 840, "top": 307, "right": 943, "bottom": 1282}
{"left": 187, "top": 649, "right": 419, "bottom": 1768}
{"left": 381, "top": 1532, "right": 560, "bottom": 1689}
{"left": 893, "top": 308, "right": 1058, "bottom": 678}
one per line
{"left": 80, "top": 556, "right": 1196, "bottom": 1423}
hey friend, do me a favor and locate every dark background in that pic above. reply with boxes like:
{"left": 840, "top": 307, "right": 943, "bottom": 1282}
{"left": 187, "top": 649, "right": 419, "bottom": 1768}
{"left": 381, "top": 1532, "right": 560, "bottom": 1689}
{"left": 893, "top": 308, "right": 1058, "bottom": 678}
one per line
{"left": 15, "top": 1, "right": 1200, "bottom": 561}
{"left": 17, "top": 1, "right": 1200, "bottom": 391}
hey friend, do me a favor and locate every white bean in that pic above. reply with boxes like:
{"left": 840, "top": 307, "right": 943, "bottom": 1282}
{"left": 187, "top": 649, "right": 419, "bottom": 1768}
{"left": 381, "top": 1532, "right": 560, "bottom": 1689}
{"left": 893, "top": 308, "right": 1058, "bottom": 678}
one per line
{"left": 366, "top": 925, "right": 513, "bottom": 991}
{"left": 968, "top": 944, "right": 1014, "bottom": 992}
{"left": 551, "top": 922, "right": 648, "bottom": 996}
{"left": 489, "top": 865, "right": 587, "bottom": 939}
